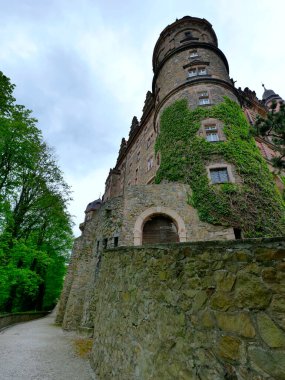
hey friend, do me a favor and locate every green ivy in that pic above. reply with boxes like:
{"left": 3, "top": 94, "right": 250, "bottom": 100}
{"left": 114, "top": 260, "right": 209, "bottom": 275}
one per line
{"left": 155, "top": 98, "right": 285, "bottom": 237}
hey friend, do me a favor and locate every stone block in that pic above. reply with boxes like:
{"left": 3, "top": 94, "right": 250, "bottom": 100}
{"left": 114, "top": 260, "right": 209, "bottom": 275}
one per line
{"left": 216, "top": 312, "right": 255, "bottom": 338}
{"left": 249, "top": 347, "right": 285, "bottom": 380}
{"left": 257, "top": 312, "right": 285, "bottom": 348}
{"left": 217, "top": 335, "right": 241, "bottom": 361}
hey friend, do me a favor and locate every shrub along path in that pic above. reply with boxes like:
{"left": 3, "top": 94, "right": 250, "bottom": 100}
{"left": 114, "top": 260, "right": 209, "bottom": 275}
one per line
{"left": 0, "top": 311, "right": 95, "bottom": 380}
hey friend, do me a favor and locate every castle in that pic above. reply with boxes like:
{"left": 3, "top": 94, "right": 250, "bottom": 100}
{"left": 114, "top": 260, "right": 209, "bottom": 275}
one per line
{"left": 78, "top": 16, "right": 283, "bottom": 247}
{"left": 56, "top": 17, "right": 285, "bottom": 379}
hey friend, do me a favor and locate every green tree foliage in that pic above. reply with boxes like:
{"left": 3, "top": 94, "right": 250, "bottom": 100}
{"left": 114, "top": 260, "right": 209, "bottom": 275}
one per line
{"left": 254, "top": 101, "right": 285, "bottom": 169}
{"left": 0, "top": 72, "right": 73, "bottom": 313}
{"left": 155, "top": 98, "right": 285, "bottom": 237}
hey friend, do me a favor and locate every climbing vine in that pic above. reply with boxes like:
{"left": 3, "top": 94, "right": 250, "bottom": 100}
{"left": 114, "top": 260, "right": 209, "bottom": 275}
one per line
{"left": 155, "top": 98, "right": 285, "bottom": 237}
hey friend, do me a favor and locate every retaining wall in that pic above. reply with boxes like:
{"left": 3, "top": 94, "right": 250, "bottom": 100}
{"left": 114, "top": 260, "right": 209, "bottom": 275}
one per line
{"left": 90, "top": 238, "right": 285, "bottom": 380}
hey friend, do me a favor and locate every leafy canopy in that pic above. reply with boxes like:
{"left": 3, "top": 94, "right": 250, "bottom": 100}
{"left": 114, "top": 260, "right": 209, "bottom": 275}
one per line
{"left": 0, "top": 71, "right": 73, "bottom": 313}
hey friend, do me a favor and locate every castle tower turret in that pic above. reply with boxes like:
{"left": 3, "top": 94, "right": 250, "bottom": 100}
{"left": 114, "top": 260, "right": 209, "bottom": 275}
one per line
{"left": 262, "top": 84, "right": 284, "bottom": 112}
{"left": 152, "top": 16, "right": 239, "bottom": 127}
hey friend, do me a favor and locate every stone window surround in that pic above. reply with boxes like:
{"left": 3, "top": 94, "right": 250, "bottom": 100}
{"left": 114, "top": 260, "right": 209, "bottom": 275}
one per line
{"left": 133, "top": 206, "right": 187, "bottom": 245}
{"left": 189, "top": 49, "right": 199, "bottom": 59}
{"left": 187, "top": 66, "right": 208, "bottom": 78}
{"left": 200, "top": 118, "right": 226, "bottom": 141}
{"left": 206, "top": 163, "right": 235, "bottom": 184}
{"left": 196, "top": 90, "right": 212, "bottom": 106}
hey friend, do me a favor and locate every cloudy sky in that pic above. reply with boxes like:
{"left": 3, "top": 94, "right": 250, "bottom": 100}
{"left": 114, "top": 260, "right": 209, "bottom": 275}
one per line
{"left": 1, "top": 0, "right": 284, "bottom": 236}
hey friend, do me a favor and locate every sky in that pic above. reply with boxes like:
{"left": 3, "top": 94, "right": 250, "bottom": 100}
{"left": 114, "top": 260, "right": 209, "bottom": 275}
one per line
{"left": 0, "top": 0, "right": 284, "bottom": 236}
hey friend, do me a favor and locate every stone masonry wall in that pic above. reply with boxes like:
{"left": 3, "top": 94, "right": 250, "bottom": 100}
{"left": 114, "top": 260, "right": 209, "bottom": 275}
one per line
{"left": 56, "top": 196, "right": 124, "bottom": 330}
{"left": 90, "top": 238, "right": 285, "bottom": 380}
{"left": 121, "top": 183, "right": 234, "bottom": 246}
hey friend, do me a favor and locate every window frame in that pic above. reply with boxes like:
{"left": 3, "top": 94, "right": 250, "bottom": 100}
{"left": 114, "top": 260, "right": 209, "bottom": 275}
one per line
{"left": 198, "top": 91, "right": 210, "bottom": 106}
{"left": 189, "top": 50, "right": 199, "bottom": 58}
{"left": 207, "top": 164, "right": 235, "bottom": 184}
{"left": 147, "top": 156, "right": 154, "bottom": 171}
{"left": 205, "top": 124, "right": 219, "bottom": 142}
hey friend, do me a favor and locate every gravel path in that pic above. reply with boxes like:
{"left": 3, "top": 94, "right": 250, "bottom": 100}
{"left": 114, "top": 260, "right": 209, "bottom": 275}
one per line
{"left": 0, "top": 312, "right": 95, "bottom": 380}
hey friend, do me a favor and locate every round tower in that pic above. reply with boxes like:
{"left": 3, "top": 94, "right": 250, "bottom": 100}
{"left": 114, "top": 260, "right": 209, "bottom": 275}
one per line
{"left": 262, "top": 84, "right": 283, "bottom": 111}
{"left": 152, "top": 16, "right": 239, "bottom": 125}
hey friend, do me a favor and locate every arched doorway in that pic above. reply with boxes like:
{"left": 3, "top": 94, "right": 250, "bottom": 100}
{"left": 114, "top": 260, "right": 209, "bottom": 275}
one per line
{"left": 142, "top": 215, "right": 179, "bottom": 244}
{"left": 133, "top": 206, "right": 187, "bottom": 246}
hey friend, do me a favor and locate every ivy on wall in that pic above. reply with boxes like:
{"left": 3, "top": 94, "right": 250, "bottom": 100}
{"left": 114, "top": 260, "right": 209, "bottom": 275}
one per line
{"left": 155, "top": 98, "right": 285, "bottom": 237}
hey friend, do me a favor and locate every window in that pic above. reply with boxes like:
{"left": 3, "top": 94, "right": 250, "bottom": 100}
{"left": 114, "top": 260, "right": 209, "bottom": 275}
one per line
{"left": 114, "top": 236, "right": 119, "bottom": 247}
{"left": 199, "top": 98, "right": 210, "bottom": 105}
{"left": 188, "top": 69, "right": 197, "bottom": 77}
{"left": 210, "top": 168, "right": 229, "bottom": 184}
{"left": 187, "top": 66, "right": 208, "bottom": 79}
{"left": 105, "top": 209, "right": 112, "bottom": 217}
{"left": 205, "top": 125, "right": 219, "bottom": 142}
{"left": 198, "top": 67, "right": 207, "bottom": 75}
{"left": 189, "top": 50, "right": 198, "bottom": 58}
{"left": 146, "top": 133, "right": 153, "bottom": 149}
{"left": 147, "top": 157, "right": 153, "bottom": 171}
{"left": 103, "top": 238, "right": 108, "bottom": 249}
{"left": 156, "top": 154, "right": 160, "bottom": 166}
{"left": 233, "top": 228, "right": 242, "bottom": 240}
{"left": 198, "top": 91, "right": 210, "bottom": 106}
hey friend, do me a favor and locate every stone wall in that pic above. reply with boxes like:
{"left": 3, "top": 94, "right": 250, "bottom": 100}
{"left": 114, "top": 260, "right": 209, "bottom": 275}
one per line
{"left": 0, "top": 311, "right": 50, "bottom": 330}
{"left": 56, "top": 196, "right": 124, "bottom": 330}
{"left": 121, "top": 183, "right": 234, "bottom": 246}
{"left": 90, "top": 238, "right": 285, "bottom": 380}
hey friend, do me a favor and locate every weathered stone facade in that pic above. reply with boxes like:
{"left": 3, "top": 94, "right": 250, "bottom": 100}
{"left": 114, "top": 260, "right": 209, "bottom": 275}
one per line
{"left": 90, "top": 238, "right": 285, "bottom": 380}
{"left": 56, "top": 15, "right": 285, "bottom": 379}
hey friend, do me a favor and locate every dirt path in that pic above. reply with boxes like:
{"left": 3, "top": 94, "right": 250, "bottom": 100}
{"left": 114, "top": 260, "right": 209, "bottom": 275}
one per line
{"left": 0, "top": 312, "right": 95, "bottom": 380}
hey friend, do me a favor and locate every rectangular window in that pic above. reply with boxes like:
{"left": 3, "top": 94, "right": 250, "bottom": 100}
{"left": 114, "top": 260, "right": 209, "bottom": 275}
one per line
{"left": 188, "top": 69, "right": 197, "bottom": 77}
{"left": 114, "top": 236, "right": 119, "bottom": 247}
{"left": 205, "top": 125, "right": 219, "bottom": 142}
{"left": 210, "top": 168, "right": 229, "bottom": 184}
{"left": 156, "top": 154, "right": 160, "bottom": 166}
{"left": 190, "top": 50, "right": 198, "bottom": 58}
{"left": 198, "top": 67, "right": 207, "bottom": 75}
{"left": 199, "top": 98, "right": 210, "bottom": 105}
{"left": 103, "top": 238, "right": 108, "bottom": 249}
{"left": 147, "top": 157, "right": 153, "bottom": 171}
{"left": 198, "top": 91, "right": 210, "bottom": 106}
{"left": 146, "top": 133, "right": 153, "bottom": 149}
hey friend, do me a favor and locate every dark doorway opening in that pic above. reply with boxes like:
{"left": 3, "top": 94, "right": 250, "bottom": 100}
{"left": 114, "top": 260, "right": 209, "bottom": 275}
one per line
{"left": 233, "top": 228, "right": 242, "bottom": 240}
{"left": 142, "top": 215, "right": 179, "bottom": 245}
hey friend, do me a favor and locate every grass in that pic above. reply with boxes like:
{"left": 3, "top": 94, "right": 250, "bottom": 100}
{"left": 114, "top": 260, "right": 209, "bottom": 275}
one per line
{"left": 73, "top": 337, "right": 93, "bottom": 358}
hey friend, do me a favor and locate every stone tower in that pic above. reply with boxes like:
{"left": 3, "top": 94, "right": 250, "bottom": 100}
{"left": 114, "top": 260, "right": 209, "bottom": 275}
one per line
{"left": 76, "top": 15, "right": 283, "bottom": 247}
{"left": 152, "top": 16, "right": 239, "bottom": 121}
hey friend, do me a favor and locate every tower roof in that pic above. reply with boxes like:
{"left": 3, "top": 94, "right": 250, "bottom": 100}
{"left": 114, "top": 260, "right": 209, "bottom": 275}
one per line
{"left": 85, "top": 199, "right": 102, "bottom": 213}
{"left": 262, "top": 84, "right": 281, "bottom": 103}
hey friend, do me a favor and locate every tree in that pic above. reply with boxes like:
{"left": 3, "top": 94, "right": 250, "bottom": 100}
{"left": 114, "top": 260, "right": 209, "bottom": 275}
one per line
{"left": 0, "top": 71, "right": 73, "bottom": 313}
{"left": 254, "top": 101, "right": 285, "bottom": 169}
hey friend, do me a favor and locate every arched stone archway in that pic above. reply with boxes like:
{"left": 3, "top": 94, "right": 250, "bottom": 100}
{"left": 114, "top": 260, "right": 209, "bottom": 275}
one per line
{"left": 133, "top": 206, "right": 187, "bottom": 246}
